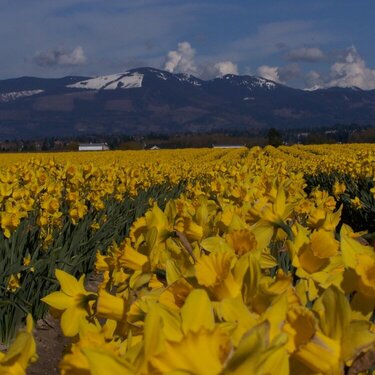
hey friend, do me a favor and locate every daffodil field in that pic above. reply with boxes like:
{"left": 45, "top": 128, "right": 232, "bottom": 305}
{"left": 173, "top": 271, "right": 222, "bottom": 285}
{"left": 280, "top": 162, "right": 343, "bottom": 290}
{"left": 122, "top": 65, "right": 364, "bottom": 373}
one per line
{"left": 1, "top": 144, "right": 375, "bottom": 374}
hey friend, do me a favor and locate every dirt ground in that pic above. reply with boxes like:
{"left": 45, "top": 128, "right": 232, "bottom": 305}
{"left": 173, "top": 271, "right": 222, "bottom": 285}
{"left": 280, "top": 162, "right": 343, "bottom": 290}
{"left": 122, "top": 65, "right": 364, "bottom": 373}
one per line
{"left": 28, "top": 274, "right": 101, "bottom": 374}
{"left": 28, "top": 274, "right": 102, "bottom": 374}
{"left": 28, "top": 314, "right": 68, "bottom": 375}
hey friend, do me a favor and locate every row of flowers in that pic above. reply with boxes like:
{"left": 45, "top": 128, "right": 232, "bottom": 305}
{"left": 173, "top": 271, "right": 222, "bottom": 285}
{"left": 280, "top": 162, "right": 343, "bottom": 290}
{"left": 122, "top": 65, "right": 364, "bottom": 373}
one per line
{"left": 1, "top": 144, "right": 375, "bottom": 374}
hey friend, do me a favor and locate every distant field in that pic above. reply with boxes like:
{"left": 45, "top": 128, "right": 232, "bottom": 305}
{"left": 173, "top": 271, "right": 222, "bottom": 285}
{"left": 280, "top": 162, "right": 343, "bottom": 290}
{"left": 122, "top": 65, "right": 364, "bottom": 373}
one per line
{"left": 1, "top": 144, "right": 374, "bottom": 374}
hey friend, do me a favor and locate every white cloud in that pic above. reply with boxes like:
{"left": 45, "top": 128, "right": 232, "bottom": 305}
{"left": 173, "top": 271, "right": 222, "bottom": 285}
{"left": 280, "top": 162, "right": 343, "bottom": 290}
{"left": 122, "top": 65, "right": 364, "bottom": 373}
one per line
{"left": 325, "top": 46, "right": 375, "bottom": 89}
{"left": 0, "top": 1, "right": 207, "bottom": 78}
{"left": 33, "top": 46, "right": 87, "bottom": 67}
{"left": 257, "top": 65, "right": 281, "bottom": 82}
{"left": 305, "top": 70, "right": 324, "bottom": 89}
{"left": 164, "top": 41, "right": 198, "bottom": 75}
{"left": 213, "top": 61, "right": 238, "bottom": 76}
{"left": 257, "top": 64, "right": 301, "bottom": 84}
{"left": 164, "top": 42, "right": 238, "bottom": 79}
{"left": 286, "top": 47, "right": 325, "bottom": 62}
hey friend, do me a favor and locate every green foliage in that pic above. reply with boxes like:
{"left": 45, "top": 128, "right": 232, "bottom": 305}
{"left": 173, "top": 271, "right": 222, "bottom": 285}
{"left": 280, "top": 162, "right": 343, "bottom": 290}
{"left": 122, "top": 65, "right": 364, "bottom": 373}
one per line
{"left": 304, "top": 172, "right": 375, "bottom": 233}
{"left": 0, "top": 181, "right": 186, "bottom": 345}
{"left": 267, "top": 128, "right": 283, "bottom": 147}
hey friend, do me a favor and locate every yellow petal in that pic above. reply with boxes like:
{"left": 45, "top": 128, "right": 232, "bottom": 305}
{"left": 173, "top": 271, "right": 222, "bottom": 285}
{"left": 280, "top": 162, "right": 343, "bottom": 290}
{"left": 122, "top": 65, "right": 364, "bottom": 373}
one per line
{"left": 341, "top": 320, "right": 375, "bottom": 362}
{"left": 263, "top": 293, "right": 288, "bottom": 342}
{"left": 260, "top": 250, "right": 278, "bottom": 268}
{"left": 216, "top": 297, "right": 257, "bottom": 346}
{"left": 151, "top": 328, "right": 229, "bottom": 375}
{"left": 313, "top": 287, "right": 350, "bottom": 342}
{"left": 41, "top": 291, "right": 74, "bottom": 310}
{"left": 181, "top": 289, "right": 215, "bottom": 334}
{"left": 258, "top": 335, "right": 289, "bottom": 375}
{"left": 155, "top": 305, "right": 182, "bottom": 342}
{"left": 55, "top": 269, "right": 84, "bottom": 296}
{"left": 283, "top": 306, "right": 316, "bottom": 353}
{"left": 60, "top": 305, "right": 86, "bottom": 337}
{"left": 310, "top": 229, "right": 339, "bottom": 258}
{"left": 195, "top": 252, "right": 233, "bottom": 288}
{"left": 350, "top": 292, "right": 375, "bottom": 320}
{"left": 298, "top": 245, "right": 328, "bottom": 274}
{"left": 119, "top": 244, "right": 149, "bottom": 271}
{"left": 224, "top": 322, "right": 268, "bottom": 374}
{"left": 83, "top": 348, "right": 134, "bottom": 375}
{"left": 146, "top": 204, "right": 170, "bottom": 243}
{"left": 356, "top": 254, "right": 375, "bottom": 298}
{"left": 251, "top": 221, "right": 274, "bottom": 251}
{"left": 1, "top": 331, "right": 36, "bottom": 370}
{"left": 226, "top": 229, "right": 257, "bottom": 256}
{"left": 339, "top": 225, "right": 372, "bottom": 269}
{"left": 294, "top": 331, "right": 341, "bottom": 374}
{"left": 166, "top": 259, "right": 181, "bottom": 285}
{"left": 233, "top": 253, "right": 260, "bottom": 304}
{"left": 96, "top": 289, "right": 126, "bottom": 321}
{"left": 274, "top": 185, "right": 286, "bottom": 218}
{"left": 200, "top": 236, "right": 233, "bottom": 253}
{"left": 143, "top": 304, "right": 165, "bottom": 358}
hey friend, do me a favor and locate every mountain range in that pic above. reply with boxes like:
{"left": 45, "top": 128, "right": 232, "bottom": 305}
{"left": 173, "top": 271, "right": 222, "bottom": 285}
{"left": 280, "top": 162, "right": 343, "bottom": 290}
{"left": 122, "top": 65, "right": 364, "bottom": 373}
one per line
{"left": 0, "top": 67, "right": 374, "bottom": 138}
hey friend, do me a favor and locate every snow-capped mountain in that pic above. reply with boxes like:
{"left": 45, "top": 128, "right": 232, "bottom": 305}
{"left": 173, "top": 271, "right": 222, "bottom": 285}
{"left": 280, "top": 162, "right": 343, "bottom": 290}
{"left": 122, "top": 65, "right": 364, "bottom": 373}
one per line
{"left": 214, "top": 74, "right": 276, "bottom": 90}
{"left": 0, "top": 89, "right": 44, "bottom": 102}
{"left": 67, "top": 72, "right": 144, "bottom": 90}
{"left": 0, "top": 67, "right": 374, "bottom": 138}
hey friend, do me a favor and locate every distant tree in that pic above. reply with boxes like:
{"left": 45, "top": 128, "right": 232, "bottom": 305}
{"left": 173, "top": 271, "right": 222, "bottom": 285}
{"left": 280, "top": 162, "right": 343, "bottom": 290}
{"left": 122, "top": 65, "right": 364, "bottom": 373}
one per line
{"left": 66, "top": 141, "right": 79, "bottom": 151}
{"left": 349, "top": 128, "right": 375, "bottom": 143}
{"left": 304, "top": 133, "right": 335, "bottom": 145}
{"left": 267, "top": 128, "right": 282, "bottom": 147}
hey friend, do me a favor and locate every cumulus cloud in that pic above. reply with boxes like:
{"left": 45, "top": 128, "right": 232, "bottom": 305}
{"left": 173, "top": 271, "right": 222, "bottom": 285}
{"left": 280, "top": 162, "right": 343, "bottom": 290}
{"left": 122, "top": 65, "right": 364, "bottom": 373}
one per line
{"left": 285, "top": 47, "right": 325, "bottom": 62}
{"left": 164, "top": 41, "right": 238, "bottom": 78}
{"left": 33, "top": 46, "right": 87, "bottom": 67}
{"left": 257, "top": 65, "right": 281, "bottom": 82}
{"left": 305, "top": 70, "right": 324, "bottom": 89}
{"left": 326, "top": 46, "right": 375, "bottom": 89}
{"left": 164, "top": 41, "right": 198, "bottom": 75}
{"left": 199, "top": 61, "right": 238, "bottom": 79}
{"left": 257, "top": 64, "right": 301, "bottom": 84}
{"left": 213, "top": 61, "right": 238, "bottom": 76}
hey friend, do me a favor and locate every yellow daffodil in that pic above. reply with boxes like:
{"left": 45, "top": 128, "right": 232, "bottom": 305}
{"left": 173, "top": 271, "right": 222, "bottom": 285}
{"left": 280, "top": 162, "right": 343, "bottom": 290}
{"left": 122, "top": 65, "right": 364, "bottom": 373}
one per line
{"left": 195, "top": 251, "right": 241, "bottom": 300}
{"left": 7, "top": 273, "right": 21, "bottom": 292}
{"left": 0, "top": 315, "right": 37, "bottom": 375}
{"left": 41, "top": 269, "right": 97, "bottom": 336}
{"left": 149, "top": 290, "right": 232, "bottom": 375}
{"left": 333, "top": 181, "right": 346, "bottom": 198}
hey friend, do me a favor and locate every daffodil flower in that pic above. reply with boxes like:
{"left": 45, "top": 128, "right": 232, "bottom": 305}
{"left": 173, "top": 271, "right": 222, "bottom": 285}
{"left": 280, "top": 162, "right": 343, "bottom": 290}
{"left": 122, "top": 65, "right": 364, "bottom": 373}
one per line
{"left": 0, "top": 315, "right": 38, "bottom": 375}
{"left": 41, "top": 269, "right": 97, "bottom": 336}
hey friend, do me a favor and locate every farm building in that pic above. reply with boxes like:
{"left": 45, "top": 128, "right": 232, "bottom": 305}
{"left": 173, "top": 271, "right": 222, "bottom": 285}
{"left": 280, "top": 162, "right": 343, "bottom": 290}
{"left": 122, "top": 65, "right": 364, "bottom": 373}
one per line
{"left": 212, "top": 144, "right": 246, "bottom": 149}
{"left": 78, "top": 143, "right": 109, "bottom": 151}
{"left": 144, "top": 144, "right": 162, "bottom": 150}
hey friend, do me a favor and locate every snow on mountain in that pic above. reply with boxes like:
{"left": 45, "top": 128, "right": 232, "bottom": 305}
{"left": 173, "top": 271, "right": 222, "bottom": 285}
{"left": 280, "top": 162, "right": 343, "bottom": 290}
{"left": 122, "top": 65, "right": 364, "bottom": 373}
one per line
{"left": 67, "top": 73, "right": 124, "bottom": 90}
{"left": 0, "top": 89, "right": 44, "bottom": 102}
{"left": 219, "top": 75, "right": 276, "bottom": 90}
{"left": 156, "top": 72, "right": 169, "bottom": 80}
{"left": 176, "top": 73, "right": 202, "bottom": 86}
{"left": 1, "top": 67, "right": 375, "bottom": 138}
{"left": 67, "top": 72, "right": 143, "bottom": 90}
{"left": 304, "top": 85, "right": 322, "bottom": 92}
{"left": 252, "top": 77, "right": 276, "bottom": 89}
{"left": 104, "top": 73, "right": 143, "bottom": 89}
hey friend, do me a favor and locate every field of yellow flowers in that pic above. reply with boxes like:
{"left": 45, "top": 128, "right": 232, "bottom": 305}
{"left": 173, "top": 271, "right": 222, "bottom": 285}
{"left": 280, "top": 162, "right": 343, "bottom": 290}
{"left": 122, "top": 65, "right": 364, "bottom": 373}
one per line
{"left": 1, "top": 144, "right": 375, "bottom": 374}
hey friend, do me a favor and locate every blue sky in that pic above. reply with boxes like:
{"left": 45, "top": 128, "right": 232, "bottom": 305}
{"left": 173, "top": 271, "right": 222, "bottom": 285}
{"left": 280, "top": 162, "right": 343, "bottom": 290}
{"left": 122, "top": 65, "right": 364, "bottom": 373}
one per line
{"left": 1, "top": 0, "right": 375, "bottom": 89}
